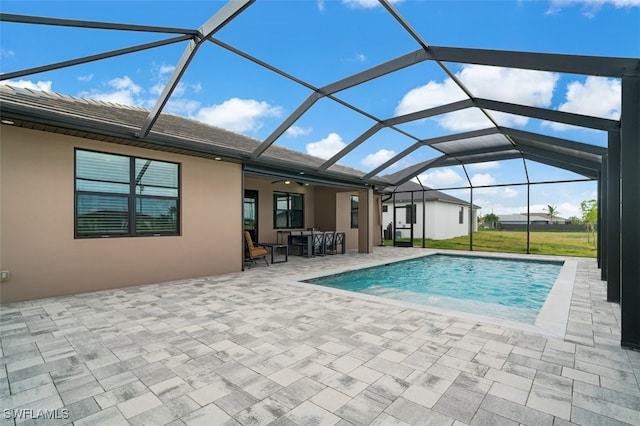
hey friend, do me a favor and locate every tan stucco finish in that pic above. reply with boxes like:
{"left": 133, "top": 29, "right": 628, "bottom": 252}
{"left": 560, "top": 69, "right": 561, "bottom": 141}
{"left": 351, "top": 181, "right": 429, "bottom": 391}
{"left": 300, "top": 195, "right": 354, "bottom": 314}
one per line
{"left": 0, "top": 126, "right": 242, "bottom": 303}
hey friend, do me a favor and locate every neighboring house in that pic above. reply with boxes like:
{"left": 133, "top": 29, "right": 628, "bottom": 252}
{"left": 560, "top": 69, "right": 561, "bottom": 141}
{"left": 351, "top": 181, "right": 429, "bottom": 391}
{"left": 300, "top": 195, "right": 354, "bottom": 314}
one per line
{"left": 0, "top": 86, "right": 383, "bottom": 303}
{"left": 496, "top": 213, "right": 569, "bottom": 227}
{"left": 381, "top": 181, "right": 480, "bottom": 240}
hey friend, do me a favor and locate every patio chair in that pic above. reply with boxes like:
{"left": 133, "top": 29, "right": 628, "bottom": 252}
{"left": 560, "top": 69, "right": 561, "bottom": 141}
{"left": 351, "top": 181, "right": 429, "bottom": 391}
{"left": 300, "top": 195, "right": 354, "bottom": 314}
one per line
{"left": 333, "top": 231, "right": 346, "bottom": 254}
{"left": 323, "top": 231, "right": 336, "bottom": 255}
{"left": 244, "top": 231, "right": 269, "bottom": 267}
{"left": 312, "top": 231, "right": 327, "bottom": 256}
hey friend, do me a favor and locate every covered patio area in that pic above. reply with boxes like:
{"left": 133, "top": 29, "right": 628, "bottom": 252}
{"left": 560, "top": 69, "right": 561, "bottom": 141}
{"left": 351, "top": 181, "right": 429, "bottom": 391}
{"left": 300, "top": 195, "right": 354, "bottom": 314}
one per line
{"left": 1, "top": 248, "right": 638, "bottom": 425}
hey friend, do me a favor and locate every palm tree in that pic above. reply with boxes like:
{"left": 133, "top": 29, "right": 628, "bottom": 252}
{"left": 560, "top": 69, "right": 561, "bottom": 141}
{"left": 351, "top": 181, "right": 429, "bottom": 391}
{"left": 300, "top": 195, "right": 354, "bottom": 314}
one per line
{"left": 544, "top": 204, "right": 560, "bottom": 224}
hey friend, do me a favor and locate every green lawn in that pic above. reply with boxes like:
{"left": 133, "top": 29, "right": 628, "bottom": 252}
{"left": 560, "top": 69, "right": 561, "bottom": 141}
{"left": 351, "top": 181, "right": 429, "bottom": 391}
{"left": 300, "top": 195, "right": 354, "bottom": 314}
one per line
{"left": 385, "top": 229, "right": 597, "bottom": 257}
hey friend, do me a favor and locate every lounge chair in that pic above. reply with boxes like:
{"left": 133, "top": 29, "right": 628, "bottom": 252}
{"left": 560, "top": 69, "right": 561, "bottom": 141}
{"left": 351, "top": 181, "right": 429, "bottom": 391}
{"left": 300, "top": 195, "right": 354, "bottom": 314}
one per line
{"left": 244, "top": 231, "right": 269, "bottom": 267}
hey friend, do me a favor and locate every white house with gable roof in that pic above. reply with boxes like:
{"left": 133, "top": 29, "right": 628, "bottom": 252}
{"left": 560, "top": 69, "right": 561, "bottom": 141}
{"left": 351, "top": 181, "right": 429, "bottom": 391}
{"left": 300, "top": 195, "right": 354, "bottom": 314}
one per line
{"left": 381, "top": 181, "right": 480, "bottom": 240}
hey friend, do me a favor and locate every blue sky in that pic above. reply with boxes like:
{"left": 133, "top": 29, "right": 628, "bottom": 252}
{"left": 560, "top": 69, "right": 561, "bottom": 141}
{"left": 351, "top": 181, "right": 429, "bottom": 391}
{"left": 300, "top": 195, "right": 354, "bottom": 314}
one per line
{"left": 2, "top": 0, "right": 639, "bottom": 219}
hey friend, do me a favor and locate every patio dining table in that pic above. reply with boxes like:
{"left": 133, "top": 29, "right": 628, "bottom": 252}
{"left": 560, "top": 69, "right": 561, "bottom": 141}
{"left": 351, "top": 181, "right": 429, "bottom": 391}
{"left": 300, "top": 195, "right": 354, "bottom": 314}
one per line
{"left": 288, "top": 231, "right": 313, "bottom": 258}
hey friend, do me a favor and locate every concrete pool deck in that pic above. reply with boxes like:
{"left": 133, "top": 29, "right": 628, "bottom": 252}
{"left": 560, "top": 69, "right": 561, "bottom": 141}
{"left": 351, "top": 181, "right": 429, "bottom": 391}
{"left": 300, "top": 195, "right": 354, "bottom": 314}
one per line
{"left": 1, "top": 247, "right": 639, "bottom": 425}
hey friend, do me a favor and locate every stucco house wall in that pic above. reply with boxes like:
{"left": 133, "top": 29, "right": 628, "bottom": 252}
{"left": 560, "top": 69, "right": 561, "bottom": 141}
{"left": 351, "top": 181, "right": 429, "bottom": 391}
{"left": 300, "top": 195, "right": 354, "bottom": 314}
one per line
{"left": 244, "top": 176, "right": 316, "bottom": 244}
{"left": 0, "top": 126, "right": 242, "bottom": 303}
{"left": 383, "top": 200, "right": 477, "bottom": 240}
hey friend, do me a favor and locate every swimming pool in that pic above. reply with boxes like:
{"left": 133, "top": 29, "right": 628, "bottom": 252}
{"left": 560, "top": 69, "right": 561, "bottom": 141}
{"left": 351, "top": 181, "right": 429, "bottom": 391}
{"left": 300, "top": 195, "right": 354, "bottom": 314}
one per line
{"left": 304, "top": 253, "right": 564, "bottom": 324}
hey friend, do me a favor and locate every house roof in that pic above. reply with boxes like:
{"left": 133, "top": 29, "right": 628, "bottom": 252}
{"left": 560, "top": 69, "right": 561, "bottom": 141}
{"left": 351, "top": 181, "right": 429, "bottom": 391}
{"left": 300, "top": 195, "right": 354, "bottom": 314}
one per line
{"left": 0, "top": 85, "right": 384, "bottom": 189}
{"left": 381, "top": 181, "right": 481, "bottom": 209}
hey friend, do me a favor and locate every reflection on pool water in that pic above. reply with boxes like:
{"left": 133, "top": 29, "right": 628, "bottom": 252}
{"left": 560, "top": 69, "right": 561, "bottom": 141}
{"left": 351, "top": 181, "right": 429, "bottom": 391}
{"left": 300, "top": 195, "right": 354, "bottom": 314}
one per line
{"left": 304, "top": 254, "right": 563, "bottom": 324}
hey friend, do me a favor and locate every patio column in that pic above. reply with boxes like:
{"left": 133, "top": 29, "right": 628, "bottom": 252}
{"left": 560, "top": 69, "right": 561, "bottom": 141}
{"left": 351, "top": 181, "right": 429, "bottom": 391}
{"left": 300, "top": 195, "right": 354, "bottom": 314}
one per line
{"left": 606, "top": 133, "right": 621, "bottom": 302}
{"left": 620, "top": 76, "right": 640, "bottom": 349}
{"left": 358, "top": 187, "right": 374, "bottom": 253}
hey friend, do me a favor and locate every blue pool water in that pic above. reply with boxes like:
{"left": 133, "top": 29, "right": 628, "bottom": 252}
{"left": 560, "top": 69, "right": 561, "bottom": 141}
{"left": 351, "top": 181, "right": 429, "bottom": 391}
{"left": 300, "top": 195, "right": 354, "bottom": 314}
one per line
{"left": 304, "top": 254, "right": 563, "bottom": 324}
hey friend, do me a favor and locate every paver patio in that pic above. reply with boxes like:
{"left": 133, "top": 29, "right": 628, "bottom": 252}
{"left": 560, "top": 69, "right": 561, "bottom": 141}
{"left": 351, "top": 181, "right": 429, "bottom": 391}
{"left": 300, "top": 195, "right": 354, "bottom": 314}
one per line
{"left": 1, "top": 247, "right": 639, "bottom": 425}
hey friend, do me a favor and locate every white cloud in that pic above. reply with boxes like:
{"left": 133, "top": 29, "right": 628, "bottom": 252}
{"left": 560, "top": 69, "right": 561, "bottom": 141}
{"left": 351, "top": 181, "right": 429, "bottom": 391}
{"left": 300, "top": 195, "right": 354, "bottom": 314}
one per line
{"left": 286, "top": 125, "right": 312, "bottom": 137}
{"left": 547, "top": 0, "right": 640, "bottom": 16}
{"left": 361, "top": 149, "right": 396, "bottom": 168}
{"left": 474, "top": 185, "right": 520, "bottom": 201}
{"left": 151, "top": 81, "right": 189, "bottom": 97}
{"left": 80, "top": 76, "right": 143, "bottom": 106}
{"left": 468, "top": 161, "right": 499, "bottom": 170}
{"left": 159, "top": 64, "right": 175, "bottom": 75}
{"left": 481, "top": 197, "right": 586, "bottom": 219}
{"left": 562, "top": 76, "right": 620, "bottom": 118}
{"left": 471, "top": 173, "right": 496, "bottom": 187}
{"left": 306, "top": 133, "right": 346, "bottom": 159}
{"left": 318, "top": 0, "right": 325, "bottom": 11}
{"left": 195, "top": 98, "right": 282, "bottom": 133}
{"left": 166, "top": 98, "right": 201, "bottom": 116}
{"left": 395, "top": 64, "right": 559, "bottom": 131}
{"left": 558, "top": 201, "right": 581, "bottom": 219}
{"left": 544, "top": 77, "right": 620, "bottom": 131}
{"left": 147, "top": 63, "right": 203, "bottom": 112}
{"left": 395, "top": 79, "right": 465, "bottom": 116}
{"left": 551, "top": 0, "right": 640, "bottom": 6}
{"left": 355, "top": 53, "right": 367, "bottom": 62}
{"left": 417, "top": 168, "right": 464, "bottom": 187}
{"left": 1, "top": 48, "right": 15, "bottom": 59}
{"left": 502, "top": 187, "right": 519, "bottom": 198}
{"left": 3, "top": 79, "right": 52, "bottom": 91}
{"left": 109, "top": 76, "right": 141, "bottom": 94}
{"left": 460, "top": 65, "right": 557, "bottom": 106}
{"left": 342, "top": 0, "right": 402, "bottom": 8}
{"left": 77, "top": 74, "right": 94, "bottom": 82}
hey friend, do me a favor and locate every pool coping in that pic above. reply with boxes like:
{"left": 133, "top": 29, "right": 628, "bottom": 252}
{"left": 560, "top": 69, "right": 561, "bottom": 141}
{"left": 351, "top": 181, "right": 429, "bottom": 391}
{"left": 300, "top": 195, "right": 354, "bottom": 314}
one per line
{"left": 287, "top": 249, "right": 576, "bottom": 339}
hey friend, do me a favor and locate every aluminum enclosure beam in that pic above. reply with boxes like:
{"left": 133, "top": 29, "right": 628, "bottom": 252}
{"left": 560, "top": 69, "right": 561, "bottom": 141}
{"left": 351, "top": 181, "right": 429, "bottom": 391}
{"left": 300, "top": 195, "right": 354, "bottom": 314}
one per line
{"left": 363, "top": 143, "right": 424, "bottom": 180}
{"left": 516, "top": 146, "right": 600, "bottom": 179}
{"left": 321, "top": 49, "right": 431, "bottom": 95}
{"left": 385, "top": 156, "right": 450, "bottom": 187}
{"left": 368, "top": 128, "right": 503, "bottom": 180}
{"left": 501, "top": 128, "right": 607, "bottom": 156}
{"left": 425, "top": 46, "right": 640, "bottom": 78}
{"left": 437, "top": 151, "right": 522, "bottom": 168}
{"left": 318, "top": 123, "right": 384, "bottom": 171}
{"left": 620, "top": 76, "right": 640, "bottom": 350}
{"left": 474, "top": 98, "right": 620, "bottom": 132}
{"left": 251, "top": 49, "right": 433, "bottom": 160}
{"left": 384, "top": 99, "right": 475, "bottom": 126}
{"left": 327, "top": 99, "right": 475, "bottom": 174}
{"left": 606, "top": 132, "right": 621, "bottom": 303}
{"left": 423, "top": 127, "right": 502, "bottom": 147}
{"left": 0, "top": 13, "right": 198, "bottom": 34}
{"left": 251, "top": 93, "right": 322, "bottom": 159}
{"left": 1, "top": 36, "right": 191, "bottom": 81}
{"left": 139, "top": 0, "right": 255, "bottom": 137}
{"left": 599, "top": 160, "right": 607, "bottom": 277}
